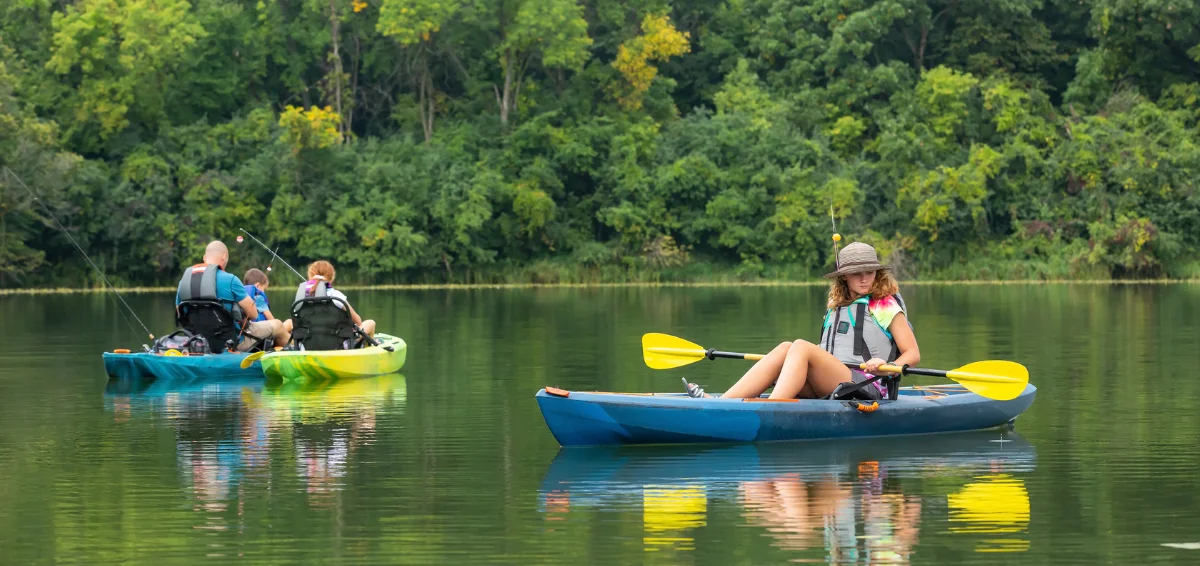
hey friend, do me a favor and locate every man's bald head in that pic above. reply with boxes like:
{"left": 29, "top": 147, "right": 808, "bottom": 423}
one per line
{"left": 203, "top": 240, "right": 229, "bottom": 268}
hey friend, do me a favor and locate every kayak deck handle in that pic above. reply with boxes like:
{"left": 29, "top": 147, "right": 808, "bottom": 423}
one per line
{"left": 849, "top": 401, "right": 880, "bottom": 413}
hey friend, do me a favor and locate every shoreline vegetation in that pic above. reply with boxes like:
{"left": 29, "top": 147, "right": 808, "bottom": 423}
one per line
{"left": 4, "top": 278, "right": 1197, "bottom": 296}
{"left": 5, "top": 2, "right": 1200, "bottom": 290}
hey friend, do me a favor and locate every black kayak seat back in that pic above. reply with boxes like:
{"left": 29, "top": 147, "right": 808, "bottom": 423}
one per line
{"left": 175, "top": 299, "right": 240, "bottom": 353}
{"left": 290, "top": 296, "right": 357, "bottom": 351}
{"left": 175, "top": 264, "right": 252, "bottom": 353}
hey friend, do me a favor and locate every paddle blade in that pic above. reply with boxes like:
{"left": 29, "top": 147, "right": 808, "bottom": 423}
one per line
{"left": 642, "top": 333, "right": 708, "bottom": 370}
{"left": 240, "top": 351, "right": 266, "bottom": 369}
{"left": 946, "top": 360, "right": 1029, "bottom": 401}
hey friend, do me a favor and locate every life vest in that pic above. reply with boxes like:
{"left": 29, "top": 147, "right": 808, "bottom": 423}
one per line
{"left": 295, "top": 277, "right": 332, "bottom": 303}
{"left": 244, "top": 284, "right": 268, "bottom": 321}
{"left": 819, "top": 294, "right": 908, "bottom": 364}
{"left": 177, "top": 264, "right": 245, "bottom": 321}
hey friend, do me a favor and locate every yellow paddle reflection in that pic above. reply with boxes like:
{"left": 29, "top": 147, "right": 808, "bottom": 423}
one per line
{"left": 947, "top": 474, "right": 1031, "bottom": 553}
{"left": 643, "top": 486, "right": 707, "bottom": 551}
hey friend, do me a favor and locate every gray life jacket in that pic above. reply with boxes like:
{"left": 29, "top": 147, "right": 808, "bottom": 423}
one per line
{"left": 819, "top": 294, "right": 909, "bottom": 364}
{"left": 177, "top": 264, "right": 244, "bottom": 321}
{"left": 295, "top": 278, "right": 331, "bottom": 303}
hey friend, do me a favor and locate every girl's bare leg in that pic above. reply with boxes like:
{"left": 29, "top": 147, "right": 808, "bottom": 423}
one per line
{"left": 769, "top": 340, "right": 853, "bottom": 399}
{"left": 718, "top": 342, "right": 792, "bottom": 399}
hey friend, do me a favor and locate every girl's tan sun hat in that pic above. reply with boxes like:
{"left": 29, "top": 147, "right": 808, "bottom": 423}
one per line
{"left": 823, "top": 242, "right": 892, "bottom": 278}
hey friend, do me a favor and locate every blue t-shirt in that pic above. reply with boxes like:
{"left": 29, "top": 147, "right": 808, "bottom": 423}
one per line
{"left": 175, "top": 265, "right": 248, "bottom": 308}
{"left": 244, "top": 285, "right": 271, "bottom": 321}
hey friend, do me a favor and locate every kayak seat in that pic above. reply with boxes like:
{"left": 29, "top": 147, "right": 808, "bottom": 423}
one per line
{"left": 289, "top": 296, "right": 359, "bottom": 351}
{"left": 175, "top": 299, "right": 242, "bottom": 353}
{"left": 828, "top": 374, "right": 902, "bottom": 401}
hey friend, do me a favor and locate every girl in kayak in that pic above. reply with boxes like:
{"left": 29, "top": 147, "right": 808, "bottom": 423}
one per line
{"left": 283, "top": 260, "right": 376, "bottom": 339}
{"left": 686, "top": 242, "right": 920, "bottom": 399}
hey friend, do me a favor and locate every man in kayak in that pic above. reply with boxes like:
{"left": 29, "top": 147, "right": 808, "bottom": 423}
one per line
{"left": 685, "top": 242, "right": 921, "bottom": 400}
{"left": 176, "top": 240, "right": 290, "bottom": 351}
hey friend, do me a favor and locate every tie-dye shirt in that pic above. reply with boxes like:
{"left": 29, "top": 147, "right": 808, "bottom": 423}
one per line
{"left": 867, "top": 294, "right": 906, "bottom": 337}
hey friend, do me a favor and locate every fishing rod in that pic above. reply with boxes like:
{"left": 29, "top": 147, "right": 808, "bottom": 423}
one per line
{"left": 3, "top": 167, "right": 154, "bottom": 340}
{"left": 236, "top": 227, "right": 384, "bottom": 349}
{"left": 265, "top": 244, "right": 282, "bottom": 276}
{"left": 237, "top": 228, "right": 304, "bottom": 282}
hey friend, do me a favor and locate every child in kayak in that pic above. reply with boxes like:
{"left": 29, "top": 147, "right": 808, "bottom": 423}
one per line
{"left": 685, "top": 242, "right": 920, "bottom": 400}
{"left": 242, "top": 268, "right": 276, "bottom": 322}
{"left": 284, "top": 260, "right": 376, "bottom": 340}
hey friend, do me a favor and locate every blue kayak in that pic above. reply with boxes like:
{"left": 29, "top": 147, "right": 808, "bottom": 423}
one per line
{"left": 102, "top": 350, "right": 262, "bottom": 380}
{"left": 536, "top": 384, "right": 1037, "bottom": 446}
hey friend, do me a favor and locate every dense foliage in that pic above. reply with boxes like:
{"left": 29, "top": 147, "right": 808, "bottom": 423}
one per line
{"left": 2, "top": 0, "right": 1199, "bottom": 287}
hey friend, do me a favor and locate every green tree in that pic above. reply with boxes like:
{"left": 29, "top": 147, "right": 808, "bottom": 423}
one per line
{"left": 45, "top": 0, "right": 205, "bottom": 148}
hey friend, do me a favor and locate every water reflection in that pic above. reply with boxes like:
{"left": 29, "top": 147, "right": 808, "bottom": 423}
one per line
{"left": 103, "top": 374, "right": 407, "bottom": 519}
{"left": 540, "top": 432, "right": 1036, "bottom": 562}
{"left": 947, "top": 474, "right": 1031, "bottom": 553}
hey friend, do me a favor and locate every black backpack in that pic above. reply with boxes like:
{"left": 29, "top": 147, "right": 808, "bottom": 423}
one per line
{"left": 151, "top": 329, "right": 210, "bottom": 354}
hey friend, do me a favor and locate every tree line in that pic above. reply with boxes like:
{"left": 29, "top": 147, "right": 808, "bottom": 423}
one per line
{"left": 2, "top": 0, "right": 1199, "bottom": 288}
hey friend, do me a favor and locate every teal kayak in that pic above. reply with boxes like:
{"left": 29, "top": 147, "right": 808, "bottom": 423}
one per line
{"left": 102, "top": 350, "right": 261, "bottom": 380}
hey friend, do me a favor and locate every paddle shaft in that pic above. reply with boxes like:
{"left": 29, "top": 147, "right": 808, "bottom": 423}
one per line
{"left": 706, "top": 348, "right": 933, "bottom": 378}
{"left": 706, "top": 349, "right": 764, "bottom": 362}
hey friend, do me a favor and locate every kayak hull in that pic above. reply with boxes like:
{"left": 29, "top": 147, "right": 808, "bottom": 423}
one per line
{"left": 536, "top": 384, "right": 1037, "bottom": 447}
{"left": 102, "top": 351, "right": 261, "bottom": 380}
{"left": 260, "top": 333, "right": 407, "bottom": 381}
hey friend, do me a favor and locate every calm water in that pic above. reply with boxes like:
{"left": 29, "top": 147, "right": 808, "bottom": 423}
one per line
{"left": 2, "top": 284, "right": 1199, "bottom": 564}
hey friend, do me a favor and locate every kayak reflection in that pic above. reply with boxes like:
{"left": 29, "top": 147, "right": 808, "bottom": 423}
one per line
{"left": 103, "top": 373, "right": 407, "bottom": 518}
{"left": 540, "top": 431, "right": 1036, "bottom": 560}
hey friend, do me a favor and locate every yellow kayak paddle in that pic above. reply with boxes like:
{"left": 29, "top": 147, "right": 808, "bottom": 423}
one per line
{"left": 240, "top": 350, "right": 266, "bottom": 369}
{"left": 641, "top": 333, "right": 1029, "bottom": 401}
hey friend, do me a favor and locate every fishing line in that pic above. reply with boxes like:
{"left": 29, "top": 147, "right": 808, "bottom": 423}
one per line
{"left": 829, "top": 200, "right": 842, "bottom": 265}
{"left": 237, "top": 228, "right": 304, "bottom": 282}
{"left": 3, "top": 167, "right": 154, "bottom": 340}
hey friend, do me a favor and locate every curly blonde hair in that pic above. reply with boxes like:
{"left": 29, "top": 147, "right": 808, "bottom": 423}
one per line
{"left": 827, "top": 270, "right": 900, "bottom": 308}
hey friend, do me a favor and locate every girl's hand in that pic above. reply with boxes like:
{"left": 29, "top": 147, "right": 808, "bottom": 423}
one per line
{"left": 863, "top": 358, "right": 888, "bottom": 374}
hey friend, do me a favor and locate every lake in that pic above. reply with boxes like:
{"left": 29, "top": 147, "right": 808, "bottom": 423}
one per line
{"left": 2, "top": 284, "right": 1198, "bottom": 564}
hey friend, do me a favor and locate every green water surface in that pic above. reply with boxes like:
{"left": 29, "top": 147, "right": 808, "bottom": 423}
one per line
{"left": 1, "top": 284, "right": 1198, "bottom": 564}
